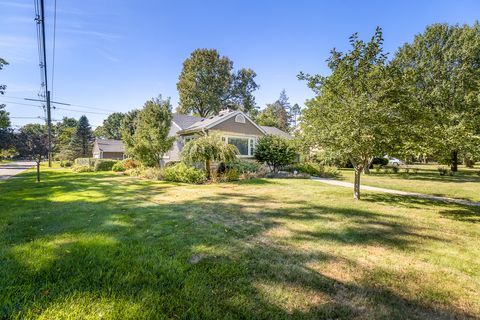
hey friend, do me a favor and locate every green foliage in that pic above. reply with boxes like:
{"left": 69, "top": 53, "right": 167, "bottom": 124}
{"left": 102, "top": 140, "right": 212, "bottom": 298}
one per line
{"left": 120, "top": 109, "right": 140, "bottom": 156}
{"left": 0, "top": 58, "right": 10, "bottom": 130}
{"left": 72, "top": 165, "right": 94, "bottom": 173}
{"left": 54, "top": 117, "right": 78, "bottom": 160}
{"left": 67, "top": 115, "right": 93, "bottom": 159}
{"left": 129, "top": 97, "right": 175, "bottom": 167}
{"left": 93, "top": 112, "right": 125, "bottom": 140}
{"left": 142, "top": 167, "right": 164, "bottom": 180}
{"left": 254, "top": 90, "right": 293, "bottom": 132}
{"left": 254, "top": 135, "right": 296, "bottom": 173}
{"left": 225, "top": 159, "right": 260, "bottom": 174}
{"left": 285, "top": 162, "right": 341, "bottom": 178}
{"left": 94, "top": 160, "right": 117, "bottom": 172}
{"left": 74, "top": 158, "right": 95, "bottom": 167}
{"left": 299, "top": 27, "right": 398, "bottom": 199}
{"left": 60, "top": 160, "right": 73, "bottom": 168}
{"left": 181, "top": 133, "right": 239, "bottom": 179}
{"left": 112, "top": 162, "right": 125, "bottom": 172}
{"left": 163, "top": 163, "right": 207, "bottom": 184}
{"left": 392, "top": 23, "right": 480, "bottom": 170}
{"left": 177, "top": 48, "right": 258, "bottom": 117}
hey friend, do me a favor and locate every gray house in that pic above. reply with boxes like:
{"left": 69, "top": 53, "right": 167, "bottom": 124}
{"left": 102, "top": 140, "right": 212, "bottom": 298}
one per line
{"left": 92, "top": 139, "right": 125, "bottom": 160}
{"left": 92, "top": 109, "right": 291, "bottom": 163}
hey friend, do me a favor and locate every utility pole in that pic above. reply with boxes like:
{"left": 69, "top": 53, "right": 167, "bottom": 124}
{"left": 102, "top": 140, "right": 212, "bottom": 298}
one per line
{"left": 38, "top": 0, "right": 53, "bottom": 167}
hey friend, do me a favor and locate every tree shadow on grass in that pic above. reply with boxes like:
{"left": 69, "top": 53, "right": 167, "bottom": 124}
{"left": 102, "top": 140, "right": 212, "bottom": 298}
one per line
{"left": 0, "top": 171, "right": 477, "bottom": 319}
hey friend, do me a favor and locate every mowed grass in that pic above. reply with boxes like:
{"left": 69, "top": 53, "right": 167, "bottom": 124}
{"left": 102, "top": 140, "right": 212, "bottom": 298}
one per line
{"left": 340, "top": 165, "right": 480, "bottom": 202}
{"left": 0, "top": 167, "right": 479, "bottom": 319}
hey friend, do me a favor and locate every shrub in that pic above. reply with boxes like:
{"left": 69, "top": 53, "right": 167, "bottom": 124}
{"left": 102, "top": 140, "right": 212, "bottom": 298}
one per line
{"left": 94, "top": 160, "right": 117, "bottom": 171}
{"left": 73, "top": 165, "right": 93, "bottom": 173}
{"left": 391, "top": 166, "right": 399, "bottom": 174}
{"left": 373, "top": 164, "right": 382, "bottom": 172}
{"left": 122, "top": 159, "right": 139, "bottom": 170}
{"left": 142, "top": 167, "right": 164, "bottom": 180}
{"left": 223, "top": 159, "right": 259, "bottom": 174}
{"left": 254, "top": 135, "right": 297, "bottom": 172}
{"left": 60, "top": 160, "right": 73, "bottom": 167}
{"left": 163, "top": 163, "right": 206, "bottom": 184}
{"left": 74, "top": 158, "right": 95, "bottom": 167}
{"left": 125, "top": 168, "right": 144, "bottom": 177}
{"left": 220, "top": 169, "right": 240, "bottom": 182}
{"left": 438, "top": 166, "right": 448, "bottom": 176}
{"left": 112, "top": 162, "right": 125, "bottom": 172}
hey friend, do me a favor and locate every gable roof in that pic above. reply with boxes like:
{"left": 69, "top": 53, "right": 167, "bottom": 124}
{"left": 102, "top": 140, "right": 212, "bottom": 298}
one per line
{"left": 172, "top": 113, "right": 204, "bottom": 130}
{"left": 178, "top": 109, "right": 267, "bottom": 135}
{"left": 261, "top": 126, "right": 292, "bottom": 139}
{"left": 95, "top": 139, "right": 125, "bottom": 153}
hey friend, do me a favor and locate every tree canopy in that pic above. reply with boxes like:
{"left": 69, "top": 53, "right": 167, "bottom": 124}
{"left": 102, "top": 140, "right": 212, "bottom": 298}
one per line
{"left": 300, "top": 27, "right": 399, "bottom": 199}
{"left": 254, "top": 90, "right": 293, "bottom": 132}
{"left": 66, "top": 115, "right": 93, "bottom": 159}
{"left": 254, "top": 135, "right": 296, "bottom": 173}
{"left": 94, "top": 112, "right": 125, "bottom": 140}
{"left": 392, "top": 23, "right": 480, "bottom": 170}
{"left": 130, "top": 97, "right": 175, "bottom": 167}
{"left": 177, "top": 48, "right": 258, "bottom": 117}
{"left": 0, "top": 58, "right": 10, "bottom": 131}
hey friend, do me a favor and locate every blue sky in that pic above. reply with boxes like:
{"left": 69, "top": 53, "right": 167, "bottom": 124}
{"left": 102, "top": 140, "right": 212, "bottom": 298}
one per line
{"left": 1, "top": 0, "right": 479, "bottom": 128}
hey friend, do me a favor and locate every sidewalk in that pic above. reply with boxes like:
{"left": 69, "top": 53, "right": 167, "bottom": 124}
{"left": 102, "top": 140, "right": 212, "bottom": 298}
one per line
{"left": 311, "top": 177, "right": 480, "bottom": 207}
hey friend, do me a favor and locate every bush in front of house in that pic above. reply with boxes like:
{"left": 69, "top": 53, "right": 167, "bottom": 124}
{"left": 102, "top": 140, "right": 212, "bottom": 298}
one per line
{"left": 112, "top": 162, "right": 126, "bottom": 172}
{"left": 73, "top": 165, "right": 93, "bottom": 173}
{"left": 94, "top": 160, "right": 117, "bottom": 171}
{"left": 60, "top": 160, "right": 73, "bottom": 167}
{"left": 254, "top": 135, "right": 296, "bottom": 173}
{"left": 163, "top": 163, "right": 206, "bottom": 184}
{"left": 122, "top": 158, "right": 139, "bottom": 170}
{"left": 74, "top": 158, "right": 95, "bottom": 167}
{"left": 284, "top": 162, "right": 341, "bottom": 179}
{"left": 142, "top": 167, "right": 164, "bottom": 180}
{"left": 225, "top": 159, "right": 260, "bottom": 174}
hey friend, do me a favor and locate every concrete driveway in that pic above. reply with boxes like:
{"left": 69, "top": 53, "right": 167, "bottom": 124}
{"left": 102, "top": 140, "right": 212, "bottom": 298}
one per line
{"left": 0, "top": 161, "right": 36, "bottom": 180}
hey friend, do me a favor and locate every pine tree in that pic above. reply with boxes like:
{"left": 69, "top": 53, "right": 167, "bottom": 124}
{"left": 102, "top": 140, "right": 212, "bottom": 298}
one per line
{"left": 67, "top": 115, "right": 93, "bottom": 159}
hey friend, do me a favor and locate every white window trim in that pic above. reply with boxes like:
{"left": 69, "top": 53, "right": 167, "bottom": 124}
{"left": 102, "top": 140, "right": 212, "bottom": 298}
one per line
{"left": 223, "top": 135, "right": 257, "bottom": 157}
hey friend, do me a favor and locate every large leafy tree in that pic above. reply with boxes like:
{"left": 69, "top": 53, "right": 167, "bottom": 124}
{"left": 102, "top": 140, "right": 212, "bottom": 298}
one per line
{"left": 177, "top": 49, "right": 258, "bottom": 117}
{"left": 67, "top": 115, "right": 93, "bottom": 159}
{"left": 120, "top": 109, "right": 140, "bottom": 156}
{"left": 392, "top": 23, "right": 480, "bottom": 171}
{"left": 255, "top": 90, "right": 294, "bottom": 132}
{"left": 181, "top": 133, "right": 238, "bottom": 179}
{"left": 16, "top": 124, "right": 48, "bottom": 182}
{"left": 54, "top": 117, "right": 78, "bottom": 159}
{"left": 300, "top": 27, "right": 399, "bottom": 200}
{"left": 131, "top": 97, "right": 175, "bottom": 167}
{"left": 0, "top": 58, "right": 11, "bottom": 151}
{"left": 94, "top": 112, "right": 125, "bottom": 140}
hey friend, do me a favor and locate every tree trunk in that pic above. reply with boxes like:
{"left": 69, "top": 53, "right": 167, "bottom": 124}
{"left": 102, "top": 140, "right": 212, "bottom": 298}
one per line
{"left": 36, "top": 161, "right": 40, "bottom": 182}
{"left": 353, "top": 168, "right": 361, "bottom": 200}
{"left": 205, "top": 159, "right": 211, "bottom": 180}
{"left": 451, "top": 150, "right": 458, "bottom": 172}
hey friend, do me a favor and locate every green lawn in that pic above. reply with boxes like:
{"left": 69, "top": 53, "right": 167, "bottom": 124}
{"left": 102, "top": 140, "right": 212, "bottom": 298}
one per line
{"left": 340, "top": 165, "right": 480, "bottom": 202}
{"left": 1, "top": 167, "right": 479, "bottom": 319}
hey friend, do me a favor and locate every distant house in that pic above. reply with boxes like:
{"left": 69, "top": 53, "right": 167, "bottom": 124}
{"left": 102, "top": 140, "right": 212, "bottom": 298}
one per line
{"left": 93, "top": 109, "right": 291, "bottom": 163}
{"left": 92, "top": 139, "right": 125, "bottom": 160}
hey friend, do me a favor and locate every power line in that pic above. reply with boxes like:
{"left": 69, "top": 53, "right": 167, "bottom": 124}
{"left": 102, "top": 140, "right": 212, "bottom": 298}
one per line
{"left": 51, "top": 0, "right": 57, "bottom": 99}
{"left": 3, "top": 95, "right": 118, "bottom": 113}
{"left": 53, "top": 106, "right": 109, "bottom": 115}
{"left": 1, "top": 99, "right": 110, "bottom": 116}
{"left": 0, "top": 100, "right": 44, "bottom": 108}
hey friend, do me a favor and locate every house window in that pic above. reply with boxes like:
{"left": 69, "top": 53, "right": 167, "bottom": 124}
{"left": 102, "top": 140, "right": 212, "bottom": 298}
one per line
{"left": 249, "top": 138, "right": 256, "bottom": 156}
{"left": 235, "top": 114, "right": 246, "bottom": 123}
{"left": 227, "top": 137, "right": 249, "bottom": 156}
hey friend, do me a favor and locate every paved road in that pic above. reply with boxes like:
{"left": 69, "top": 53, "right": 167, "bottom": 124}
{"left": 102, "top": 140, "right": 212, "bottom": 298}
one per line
{"left": 0, "top": 161, "right": 36, "bottom": 181}
{"left": 312, "top": 177, "right": 480, "bottom": 207}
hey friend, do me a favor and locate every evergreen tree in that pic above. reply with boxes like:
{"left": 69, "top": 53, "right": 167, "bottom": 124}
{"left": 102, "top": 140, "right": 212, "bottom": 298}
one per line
{"left": 67, "top": 115, "right": 93, "bottom": 159}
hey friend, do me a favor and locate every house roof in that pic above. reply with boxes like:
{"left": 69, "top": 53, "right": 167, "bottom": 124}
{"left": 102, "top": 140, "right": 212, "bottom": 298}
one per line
{"left": 172, "top": 113, "right": 204, "bottom": 130}
{"left": 181, "top": 109, "right": 237, "bottom": 132}
{"left": 260, "top": 126, "right": 292, "bottom": 139}
{"left": 95, "top": 139, "right": 125, "bottom": 153}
